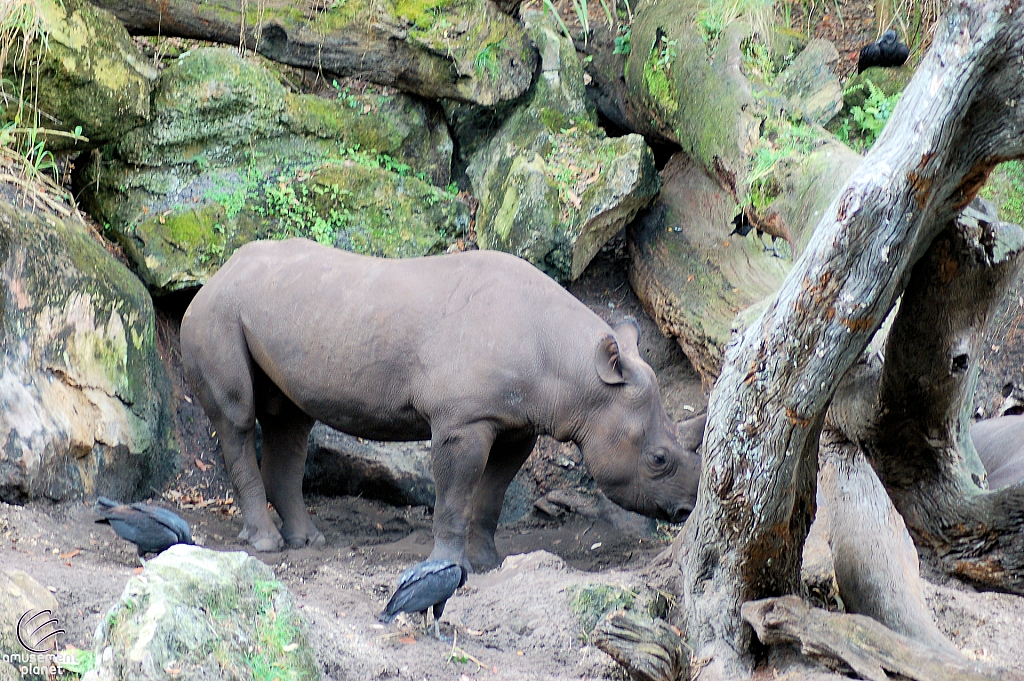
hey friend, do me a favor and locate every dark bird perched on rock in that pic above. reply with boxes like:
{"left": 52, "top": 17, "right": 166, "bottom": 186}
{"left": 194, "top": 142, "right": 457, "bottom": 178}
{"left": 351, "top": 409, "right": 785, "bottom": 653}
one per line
{"left": 95, "top": 497, "right": 194, "bottom": 564}
{"left": 731, "top": 211, "right": 782, "bottom": 257}
{"left": 379, "top": 560, "right": 467, "bottom": 639}
{"left": 858, "top": 30, "right": 909, "bottom": 73}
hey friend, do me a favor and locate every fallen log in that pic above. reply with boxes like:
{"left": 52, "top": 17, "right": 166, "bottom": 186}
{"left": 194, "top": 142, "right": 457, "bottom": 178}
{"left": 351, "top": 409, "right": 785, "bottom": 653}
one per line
{"left": 86, "top": 0, "right": 537, "bottom": 105}
{"left": 741, "top": 596, "right": 1024, "bottom": 681}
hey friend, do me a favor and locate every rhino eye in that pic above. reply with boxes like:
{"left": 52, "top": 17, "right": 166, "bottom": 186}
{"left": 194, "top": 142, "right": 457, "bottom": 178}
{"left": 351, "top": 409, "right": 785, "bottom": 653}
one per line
{"left": 650, "top": 450, "right": 667, "bottom": 467}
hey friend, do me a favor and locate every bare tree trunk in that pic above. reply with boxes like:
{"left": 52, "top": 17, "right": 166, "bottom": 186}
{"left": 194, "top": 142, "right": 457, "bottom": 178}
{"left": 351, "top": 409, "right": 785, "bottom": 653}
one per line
{"left": 672, "top": 2, "right": 1024, "bottom": 676}
{"left": 871, "top": 217, "right": 1024, "bottom": 592}
{"left": 86, "top": 0, "right": 537, "bottom": 106}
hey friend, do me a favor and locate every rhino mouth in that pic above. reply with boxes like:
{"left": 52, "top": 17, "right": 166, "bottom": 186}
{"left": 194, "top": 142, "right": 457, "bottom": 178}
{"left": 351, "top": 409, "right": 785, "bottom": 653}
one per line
{"left": 666, "top": 500, "right": 695, "bottom": 524}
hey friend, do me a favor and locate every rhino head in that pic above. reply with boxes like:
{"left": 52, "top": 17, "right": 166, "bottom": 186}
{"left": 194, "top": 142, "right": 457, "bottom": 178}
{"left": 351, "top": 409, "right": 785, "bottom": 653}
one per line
{"left": 576, "top": 321, "right": 704, "bottom": 524}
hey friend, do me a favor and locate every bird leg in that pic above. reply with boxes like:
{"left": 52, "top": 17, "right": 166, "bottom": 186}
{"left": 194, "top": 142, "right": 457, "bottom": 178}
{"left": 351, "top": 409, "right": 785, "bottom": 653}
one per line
{"left": 422, "top": 611, "right": 430, "bottom": 636}
{"left": 433, "top": 617, "right": 442, "bottom": 640}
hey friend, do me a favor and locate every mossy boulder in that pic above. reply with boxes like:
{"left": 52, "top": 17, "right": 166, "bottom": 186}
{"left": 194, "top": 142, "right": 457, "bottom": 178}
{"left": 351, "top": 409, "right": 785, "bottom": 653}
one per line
{"left": 84, "top": 546, "right": 319, "bottom": 681}
{"left": 0, "top": 188, "right": 176, "bottom": 503}
{"left": 775, "top": 39, "right": 843, "bottom": 126}
{"left": 466, "top": 12, "right": 660, "bottom": 282}
{"left": 78, "top": 48, "right": 467, "bottom": 295}
{"left": 1, "top": 0, "right": 157, "bottom": 150}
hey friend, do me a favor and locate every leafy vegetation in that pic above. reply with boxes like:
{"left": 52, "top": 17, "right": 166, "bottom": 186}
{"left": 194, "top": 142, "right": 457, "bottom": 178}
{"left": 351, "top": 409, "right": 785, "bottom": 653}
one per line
{"left": 695, "top": 0, "right": 775, "bottom": 48}
{"left": 741, "top": 39, "right": 777, "bottom": 86}
{"left": 613, "top": 25, "right": 631, "bottom": 55}
{"left": 56, "top": 648, "right": 97, "bottom": 678}
{"left": 568, "top": 583, "right": 636, "bottom": 636}
{"left": 834, "top": 79, "right": 902, "bottom": 152}
{"left": 981, "top": 160, "right": 1024, "bottom": 225}
{"left": 745, "top": 114, "right": 819, "bottom": 211}
{"left": 0, "top": 0, "right": 86, "bottom": 204}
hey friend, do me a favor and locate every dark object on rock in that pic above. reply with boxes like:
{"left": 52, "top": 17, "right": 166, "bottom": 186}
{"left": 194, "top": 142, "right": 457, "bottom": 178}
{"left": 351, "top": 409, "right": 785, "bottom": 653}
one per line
{"left": 379, "top": 560, "right": 467, "bottom": 639}
{"left": 591, "top": 609, "right": 691, "bottom": 681}
{"left": 730, "top": 211, "right": 754, "bottom": 237}
{"left": 95, "top": 497, "right": 194, "bottom": 563}
{"left": 858, "top": 30, "right": 909, "bottom": 73}
{"left": 731, "top": 211, "right": 782, "bottom": 257}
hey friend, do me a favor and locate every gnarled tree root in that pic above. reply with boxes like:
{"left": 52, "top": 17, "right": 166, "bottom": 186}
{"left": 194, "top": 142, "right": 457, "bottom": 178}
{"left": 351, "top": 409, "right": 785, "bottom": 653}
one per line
{"left": 742, "top": 596, "right": 1024, "bottom": 681}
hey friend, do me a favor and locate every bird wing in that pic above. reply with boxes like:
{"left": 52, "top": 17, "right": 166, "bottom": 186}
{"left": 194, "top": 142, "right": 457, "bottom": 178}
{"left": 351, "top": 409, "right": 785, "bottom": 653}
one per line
{"left": 96, "top": 496, "right": 120, "bottom": 509}
{"left": 96, "top": 506, "right": 179, "bottom": 554}
{"left": 131, "top": 503, "right": 193, "bottom": 543}
{"left": 382, "top": 561, "right": 464, "bottom": 618}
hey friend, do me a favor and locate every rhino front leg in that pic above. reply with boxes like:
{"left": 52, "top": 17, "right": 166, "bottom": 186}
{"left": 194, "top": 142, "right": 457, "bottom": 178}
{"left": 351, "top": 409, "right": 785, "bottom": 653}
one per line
{"left": 466, "top": 433, "right": 537, "bottom": 572}
{"left": 258, "top": 403, "right": 324, "bottom": 549}
{"left": 428, "top": 422, "right": 496, "bottom": 573}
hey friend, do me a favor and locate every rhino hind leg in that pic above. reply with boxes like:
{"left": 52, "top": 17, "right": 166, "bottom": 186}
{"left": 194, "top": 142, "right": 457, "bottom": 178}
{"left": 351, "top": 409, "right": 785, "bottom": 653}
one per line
{"left": 256, "top": 388, "right": 323, "bottom": 549}
{"left": 466, "top": 433, "right": 537, "bottom": 572}
{"left": 181, "top": 320, "right": 284, "bottom": 553}
{"left": 428, "top": 422, "right": 497, "bottom": 573}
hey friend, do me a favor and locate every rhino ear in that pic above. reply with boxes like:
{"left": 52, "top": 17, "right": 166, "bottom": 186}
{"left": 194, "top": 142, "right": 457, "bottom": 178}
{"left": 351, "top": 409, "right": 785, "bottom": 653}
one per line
{"left": 596, "top": 334, "right": 628, "bottom": 385}
{"left": 612, "top": 319, "right": 641, "bottom": 352}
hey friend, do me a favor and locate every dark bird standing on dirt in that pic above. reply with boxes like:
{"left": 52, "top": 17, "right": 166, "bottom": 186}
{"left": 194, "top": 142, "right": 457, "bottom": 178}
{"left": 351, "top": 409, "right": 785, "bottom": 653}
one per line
{"left": 379, "top": 559, "right": 467, "bottom": 639}
{"left": 95, "top": 497, "right": 194, "bottom": 564}
{"left": 858, "top": 29, "right": 909, "bottom": 73}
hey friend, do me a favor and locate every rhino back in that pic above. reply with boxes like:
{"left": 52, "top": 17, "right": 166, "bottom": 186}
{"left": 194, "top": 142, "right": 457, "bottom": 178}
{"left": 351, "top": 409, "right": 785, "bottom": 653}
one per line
{"left": 187, "top": 239, "right": 611, "bottom": 438}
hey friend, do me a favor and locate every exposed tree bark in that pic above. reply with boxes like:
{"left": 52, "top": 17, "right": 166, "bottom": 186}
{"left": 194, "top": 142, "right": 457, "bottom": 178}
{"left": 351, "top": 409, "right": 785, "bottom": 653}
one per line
{"left": 817, "top": 431, "right": 957, "bottom": 654}
{"left": 591, "top": 610, "right": 692, "bottom": 681}
{"left": 741, "top": 596, "right": 1024, "bottom": 681}
{"left": 670, "top": 2, "right": 1024, "bottom": 677}
{"left": 86, "top": 0, "right": 537, "bottom": 106}
{"left": 870, "top": 215, "right": 1024, "bottom": 592}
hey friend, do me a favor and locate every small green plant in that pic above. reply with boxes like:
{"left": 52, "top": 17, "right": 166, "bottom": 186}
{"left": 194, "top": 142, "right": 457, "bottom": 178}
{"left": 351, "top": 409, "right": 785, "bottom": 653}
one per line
{"left": 745, "top": 115, "right": 818, "bottom": 211}
{"left": 57, "top": 648, "right": 97, "bottom": 678}
{"left": 331, "top": 79, "right": 361, "bottom": 110}
{"left": 741, "top": 39, "right": 776, "bottom": 86}
{"left": 694, "top": 0, "right": 775, "bottom": 50}
{"left": 655, "top": 35, "right": 677, "bottom": 70}
{"left": 847, "top": 79, "right": 901, "bottom": 150}
{"left": 613, "top": 25, "right": 631, "bottom": 55}
{"left": 473, "top": 39, "right": 505, "bottom": 79}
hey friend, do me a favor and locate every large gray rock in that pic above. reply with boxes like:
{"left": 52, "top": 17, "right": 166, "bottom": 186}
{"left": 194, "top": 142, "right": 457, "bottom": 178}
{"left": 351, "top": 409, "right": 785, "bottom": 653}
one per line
{"left": 303, "top": 426, "right": 536, "bottom": 523}
{"left": 78, "top": 48, "right": 466, "bottom": 296}
{"left": 85, "top": 546, "right": 319, "bottom": 681}
{"left": 775, "top": 39, "right": 844, "bottom": 126}
{"left": 305, "top": 426, "right": 435, "bottom": 507}
{"left": 466, "top": 11, "right": 660, "bottom": 282}
{"left": 0, "top": 189, "right": 176, "bottom": 503}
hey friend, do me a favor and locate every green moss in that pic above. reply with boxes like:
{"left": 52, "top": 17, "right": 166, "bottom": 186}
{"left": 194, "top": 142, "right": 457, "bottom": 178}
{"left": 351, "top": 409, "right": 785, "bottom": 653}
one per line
{"left": 981, "top": 160, "right": 1024, "bottom": 225}
{"left": 643, "top": 43, "right": 680, "bottom": 115}
{"left": 393, "top": 0, "right": 456, "bottom": 28}
{"left": 568, "top": 584, "right": 635, "bottom": 635}
{"left": 744, "top": 114, "right": 819, "bottom": 211}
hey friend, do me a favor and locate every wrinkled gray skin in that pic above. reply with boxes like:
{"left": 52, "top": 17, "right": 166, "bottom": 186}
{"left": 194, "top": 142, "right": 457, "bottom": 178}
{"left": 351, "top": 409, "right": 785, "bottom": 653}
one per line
{"left": 971, "top": 415, "right": 1024, "bottom": 490}
{"left": 180, "top": 239, "right": 701, "bottom": 571}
